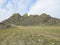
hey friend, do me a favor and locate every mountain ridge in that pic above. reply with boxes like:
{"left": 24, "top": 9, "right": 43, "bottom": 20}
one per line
{"left": 1, "top": 13, "right": 60, "bottom": 26}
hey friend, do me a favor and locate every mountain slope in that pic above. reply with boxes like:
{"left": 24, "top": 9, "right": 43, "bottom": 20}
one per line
{"left": 2, "top": 13, "right": 60, "bottom": 26}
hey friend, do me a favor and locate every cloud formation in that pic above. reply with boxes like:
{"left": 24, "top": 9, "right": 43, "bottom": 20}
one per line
{"left": 0, "top": 0, "right": 36, "bottom": 22}
{"left": 28, "top": 0, "right": 60, "bottom": 17}
{"left": 0, "top": 0, "right": 60, "bottom": 22}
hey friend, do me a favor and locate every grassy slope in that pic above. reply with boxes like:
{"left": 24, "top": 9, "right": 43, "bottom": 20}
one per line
{"left": 0, "top": 26, "right": 60, "bottom": 45}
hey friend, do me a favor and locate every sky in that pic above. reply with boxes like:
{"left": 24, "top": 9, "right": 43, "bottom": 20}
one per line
{"left": 0, "top": 0, "right": 60, "bottom": 22}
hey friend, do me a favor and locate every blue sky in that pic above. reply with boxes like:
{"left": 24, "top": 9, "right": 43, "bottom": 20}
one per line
{"left": 0, "top": 0, "right": 60, "bottom": 22}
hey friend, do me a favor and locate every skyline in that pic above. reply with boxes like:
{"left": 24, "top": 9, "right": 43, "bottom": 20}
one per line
{"left": 0, "top": 0, "right": 60, "bottom": 22}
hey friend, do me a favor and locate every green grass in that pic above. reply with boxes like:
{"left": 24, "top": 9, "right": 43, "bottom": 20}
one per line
{"left": 0, "top": 26, "right": 60, "bottom": 45}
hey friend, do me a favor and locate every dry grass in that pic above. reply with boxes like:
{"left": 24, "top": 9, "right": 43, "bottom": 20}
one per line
{"left": 0, "top": 26, "right": 60, "bottom": 45}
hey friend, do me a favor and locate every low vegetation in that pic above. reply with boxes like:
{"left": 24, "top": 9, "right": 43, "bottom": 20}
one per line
{"left": 0, "top": 26, "right": 60, "bottom": 45}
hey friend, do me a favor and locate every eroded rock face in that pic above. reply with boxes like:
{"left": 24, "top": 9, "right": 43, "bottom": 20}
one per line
{"left": 2, "top": 13, "right": 60, "bottom": 26}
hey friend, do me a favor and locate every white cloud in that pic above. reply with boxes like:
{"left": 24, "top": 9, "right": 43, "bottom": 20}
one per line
{"left": 0, "top": 0, "right": 35, "bottom": 22}
{"left": 28, "top": 0, "right": 60, "bottom": 18}
{"left": 0, "top": 0, "right": 4, "bottom": 4}
{"left": 0, "top": 8, "right": 14, "bottom": 22}
{"left": 0, "top": 0, "right": 60, "bottom": 22}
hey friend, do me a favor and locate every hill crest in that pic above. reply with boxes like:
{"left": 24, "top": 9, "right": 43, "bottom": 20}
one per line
{"left": 2, "top": 13, "right": 60, "bottom": 26}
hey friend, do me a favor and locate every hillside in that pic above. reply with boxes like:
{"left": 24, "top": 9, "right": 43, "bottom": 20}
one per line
{"left": 2, "top": 13, "right": 60, "bottom": 26}
{"left": 0, "top": 23, "right": 12, "bottom": 29}
{"left": 0, "top": 13, "right": 60, "bottom": 45}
